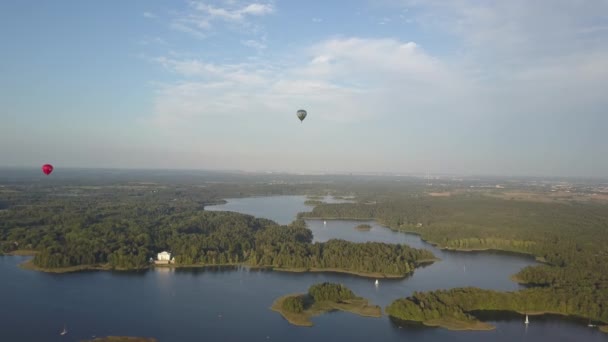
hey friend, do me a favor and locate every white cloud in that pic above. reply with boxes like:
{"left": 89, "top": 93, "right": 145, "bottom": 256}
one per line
{"left": 143, "top": 11, "right": 157, "bottom": 19}
{"left": 240, "top": 3, "right": 273, "bottom": 16}
{"left": 145, "top": 1, "right": 608, "bottom": 176}
{"left": 401, "top": 0, "right": 608, "bottom": 64}
{"left": 241, "top": 39, "right": 266, "bottom": 50}
{"left": 150, "top": 25, "right": 608, "bottom": 131}
{"left": 170, "top": 1, "right": 274, "bottom": 37}
{"left": 170, "top": 20, "right": 210, "bottom": 39}
{"left": 139, "top": 36, "right": 167, "bottom": 46}
{"left": 150, "top": 37, "right": 469, "bottom": 127}
{"left": 390, "top": 0, "right": 608, "bottom": 118}
{"left": 378, "top": 17, "right": 391, "bottom": 25}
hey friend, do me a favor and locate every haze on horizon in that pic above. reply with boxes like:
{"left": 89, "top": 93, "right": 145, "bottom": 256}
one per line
{"left": 1, "top": 1, "right": 607, "bottom": 178}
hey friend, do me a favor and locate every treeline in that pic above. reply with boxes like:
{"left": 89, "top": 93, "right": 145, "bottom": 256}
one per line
{"left": 308, "top": 282, "right": 355, "bottom": 302}
{"left": 301, "top": 197, "right": 608, "bottom": 268}
{"left": 0, "top": 185, "right": 434, "bottom": 276}
{"left": 250, "top": 228, "right": 434, "bottom": 276}
{"left": 386, "top": 286, "right": 608, "bottom": 324}
{"left": 303, "top": 195, "right": 608, "bottom": 325}
{"left": 170, "top": 218, "right": 434, "bottom": 276}
{"left": 282, "top": 295, "right": 305, "bottom": 313}
{"left": 282, "top": 282, "right": 357, "bottom": 313}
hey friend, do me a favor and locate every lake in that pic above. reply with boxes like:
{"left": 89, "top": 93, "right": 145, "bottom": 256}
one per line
{"left": 1, "top": 195, "right": 606, "bottom": 342}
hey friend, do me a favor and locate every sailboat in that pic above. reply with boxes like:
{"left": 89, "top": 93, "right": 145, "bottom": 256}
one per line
{"left": 524, "top": 314, "right": 529, "bottom": 325}
{"left": 323, "top": 221, "right": 327, "bottom": 225}
{"left": 588, "top": 319, "right": 596, "bottom": 328}
{"left": 60, "top": 324, "right": 68, "bottom": 336}
{"left": 375, "top": 279, "right": 379, "bottom": 286}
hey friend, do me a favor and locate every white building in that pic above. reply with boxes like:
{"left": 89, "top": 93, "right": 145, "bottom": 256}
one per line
{"left": 157, "top": 251, "right": 171, "bottom": 261}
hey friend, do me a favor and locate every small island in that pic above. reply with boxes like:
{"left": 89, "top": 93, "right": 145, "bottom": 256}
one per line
{"left": 304, "top": 200, "right": 324, "bottom": 206}
{"left": 355, "top": 224, "right": 372, "bottom": 231}
{"left": 271, "top": 282, "right": 382, "bottom": 327}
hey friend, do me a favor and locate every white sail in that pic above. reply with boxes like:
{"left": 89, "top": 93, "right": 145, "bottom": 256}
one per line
{"left": 525, "top": 315, "right": 529, "bottom": 324}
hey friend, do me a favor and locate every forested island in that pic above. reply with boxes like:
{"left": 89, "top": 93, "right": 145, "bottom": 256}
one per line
{"left": 300, "top": 195, "right": 608, "bottom": 329}
{"left": 355, "top": 224, "right": 372, "bottom": 231}
{"left": 0, "top": 182, "right": 434, "bottom": 278}
{"left": 271, "top": 282, "right": 381, "bottom": 326}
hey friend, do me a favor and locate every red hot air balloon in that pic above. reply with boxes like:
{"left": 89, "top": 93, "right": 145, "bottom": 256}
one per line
{"left": 41, "top": 164, "right": 54, "bottom": 175}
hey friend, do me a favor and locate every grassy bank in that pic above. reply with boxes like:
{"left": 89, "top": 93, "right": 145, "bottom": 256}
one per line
{"left": 19, "top": 259, "right": 113, "bottom": 273}
{"left": 272, "top": 267, "right": 409, "bottom": 279}
{"left": 6, "top": 249, "right": 38, "bottom": 256}
{"left": 355, "top": 224, "right": 372, "bottom": 231}
{"left": 423, "top": 317, "right": 495, "bottom": 331}
{"left": 16, "top": 259, "right": 429, "bottom": 279}
{"left": 271, "top": 294, "right": 382, "bottom": 327}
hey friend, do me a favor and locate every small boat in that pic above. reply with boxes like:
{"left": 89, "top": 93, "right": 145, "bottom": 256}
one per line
{"left": 60, "top": 325, "right": 68, "bottom": 336}
{"left": 375, "top": 279, "right": 379, "bottom": 286}
{"left": 524, "top": 314, "right": 529, "bottom": 324}
{"left": 323, "top": 221, "right": 327, "bottom": 225}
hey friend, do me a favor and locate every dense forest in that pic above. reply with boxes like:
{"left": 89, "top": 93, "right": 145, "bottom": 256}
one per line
{"left": 301, "top": 195, "right": 608, "bottom": 325}
{"left": 282, "top": 295, "right": 305, "bottom": 313}
{"left": 386, "top": 286, "right": 608, "bottom": 324}
{"left": 308, "top": 282, "right": 356, "bottom": 302}
{"left": 0, "top": 182, "right": 433, "bottom": 277}
{"left": 281, "top": 282, "right": 357, "bottom": 314}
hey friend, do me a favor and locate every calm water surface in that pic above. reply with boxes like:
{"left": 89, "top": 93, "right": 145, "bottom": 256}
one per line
{"left": 2, "top": 195, "right": 606, "bottom": 342}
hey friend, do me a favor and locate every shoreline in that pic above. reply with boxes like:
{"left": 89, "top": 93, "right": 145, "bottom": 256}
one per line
{"left": 301, "top": 216, "right": 375, "bottom": 221}
{"left": 5, "top": 249, "right": 38, "bottom": 256}
{"left": 379, "top": 225, "right": 546, "bottom": 266}
{"left": 272, "top": 267, "right": 410, "bottom": 279}
{"left": 421, "top": 317, "right": 495, "bottom": 331}
{"left": 307, "top": 219, "right": 528, "bottom": 264}
{"left": 13, "top": 258, "right": 426, "bottom": 278}
{"left": 19, "top": 259, "right": 114, "bottom": 273}
{"left": 389, "top": 310, "right": 608, "bottom": 333}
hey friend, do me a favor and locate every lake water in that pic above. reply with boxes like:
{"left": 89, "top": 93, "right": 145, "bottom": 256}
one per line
{"left": 2, "top": 195, "right": 606, "bottom": 342}
{"left": 205, "top": 195, "right": 350, "bottom": 225}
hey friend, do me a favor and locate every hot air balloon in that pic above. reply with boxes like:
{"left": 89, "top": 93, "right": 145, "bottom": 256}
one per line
{"left": 296, "top": 109, "right": 307, "bottom": 123}
{"left": 42, "top": 164, "right": 54, "bottom": 175}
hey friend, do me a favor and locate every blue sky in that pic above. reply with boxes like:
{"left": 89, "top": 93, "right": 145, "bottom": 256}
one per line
{"left": 1, "top": 0, "right": 607, "bottom": 177}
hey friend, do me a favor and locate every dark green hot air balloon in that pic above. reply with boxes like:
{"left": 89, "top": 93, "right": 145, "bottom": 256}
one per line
{"left": 297, "top": 109, "right": 307, "bottom": 123}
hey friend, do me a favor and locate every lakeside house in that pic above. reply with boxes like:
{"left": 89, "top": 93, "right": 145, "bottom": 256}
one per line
{"left": 155, "top": 251, "right": 175, "bottom": 265}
